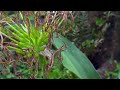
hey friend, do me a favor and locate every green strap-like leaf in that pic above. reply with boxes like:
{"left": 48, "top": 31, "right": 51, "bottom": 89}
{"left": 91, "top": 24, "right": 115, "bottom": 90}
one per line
{"left": 53, "top": 34, "right": 101, "bottom": 79}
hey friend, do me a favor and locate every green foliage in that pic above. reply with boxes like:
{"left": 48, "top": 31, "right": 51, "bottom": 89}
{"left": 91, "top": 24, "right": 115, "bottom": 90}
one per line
{"left": 0, "top": 64, "right": 15, "bottom": 79}
{"left": 0, "top": 11, "right": 74, "bottom": 79}
{"left": 105, "top": 62, "right": 120, "bottom": 79}
{"left": 0, "top": 61, "right": 78, "bottom": 79}
{"left": 1, "top": 16, "right": 49, "bottom": 57}
{"left": 95, "top": 17, "right": 106, "bottom": 27}
{"left": 1, "top": 11, "right": 116, "bottom": 79}
{"left": 53, "top": 34, "right": 101, "bottom": 79}
{"left": 80, "top": 40, "right": 95, "bottom": 55}
{"left": 0, "top": 62, "right": 30, "bottom": 79}
{"left": 0, "top": 12, "right": 51, "bottom": 78}
{"left": 47, "top": 59, "right": 79, "bottom": 79}
{"left": 65, "top": 12, "right": 101, "bottom": 56}
{"left": 0, "top": 12, "right": 52, "bottom": 78}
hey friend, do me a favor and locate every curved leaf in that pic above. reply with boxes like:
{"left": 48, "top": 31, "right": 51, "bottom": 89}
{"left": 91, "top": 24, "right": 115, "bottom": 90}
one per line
{"left": 53, "top": 34, "right": 101, "bottom": 79}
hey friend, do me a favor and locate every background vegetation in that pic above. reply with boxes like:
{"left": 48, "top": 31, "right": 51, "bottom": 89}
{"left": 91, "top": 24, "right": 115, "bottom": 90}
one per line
{"left": 0, "top": 11, "right": 120, "bottom": 79}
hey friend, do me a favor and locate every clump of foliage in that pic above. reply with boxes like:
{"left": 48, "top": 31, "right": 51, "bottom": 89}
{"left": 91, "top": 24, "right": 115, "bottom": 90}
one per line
{"left": 0, "top": 11, "right": 75, "bottom": 79}
{"left": 0, "top": 11, "right": 102, "bottom": 79}
{"left": 105, "top": 61, "right": 120, "bottom": 79}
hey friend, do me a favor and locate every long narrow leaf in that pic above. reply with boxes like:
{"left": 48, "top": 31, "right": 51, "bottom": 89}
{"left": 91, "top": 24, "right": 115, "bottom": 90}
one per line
{"left": 53, "top": 34, "right": 101, "bottom": 79}
{"left": 0, "top": 32, "right": 19, "bottom": 44}
{"left": 8, "top": 46, "right": 25, "bottom": 54}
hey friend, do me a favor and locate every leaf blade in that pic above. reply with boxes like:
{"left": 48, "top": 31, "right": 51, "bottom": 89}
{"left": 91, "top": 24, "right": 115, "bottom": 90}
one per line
{"left": 53, "top": 34, "right": 101, "bottom": 79}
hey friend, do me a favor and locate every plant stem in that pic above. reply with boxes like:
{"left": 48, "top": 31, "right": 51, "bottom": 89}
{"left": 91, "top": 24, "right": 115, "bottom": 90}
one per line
{"left": 38, "top": 55, "right": 45, "bottom": 78}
